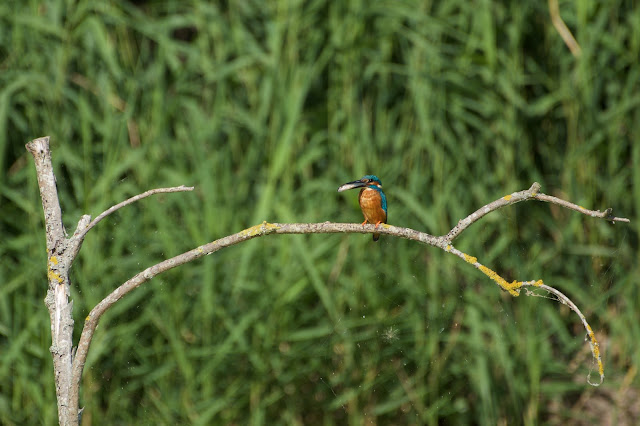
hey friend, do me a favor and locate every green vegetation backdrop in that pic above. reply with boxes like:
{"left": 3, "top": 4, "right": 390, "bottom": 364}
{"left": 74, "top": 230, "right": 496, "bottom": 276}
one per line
{"left": 1, "top": 0, "right": 639, "bottom": 424}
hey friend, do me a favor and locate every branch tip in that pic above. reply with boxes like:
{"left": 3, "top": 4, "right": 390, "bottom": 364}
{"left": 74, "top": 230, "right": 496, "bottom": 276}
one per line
{"left": 26, "top": 136, "right": 51, "bottom": 155}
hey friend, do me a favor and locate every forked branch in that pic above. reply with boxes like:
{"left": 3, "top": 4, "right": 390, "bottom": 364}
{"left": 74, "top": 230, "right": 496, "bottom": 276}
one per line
{"left": 26, "top": 137, "right": 193, "bottom": 426}
{"left": 28, "top": 136, "right": 628, "bottom": 425}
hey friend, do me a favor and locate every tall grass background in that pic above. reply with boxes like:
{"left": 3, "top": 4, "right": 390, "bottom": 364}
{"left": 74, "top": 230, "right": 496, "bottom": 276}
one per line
{"left": 1, "top": 0, "right": 638, "bottom": 424}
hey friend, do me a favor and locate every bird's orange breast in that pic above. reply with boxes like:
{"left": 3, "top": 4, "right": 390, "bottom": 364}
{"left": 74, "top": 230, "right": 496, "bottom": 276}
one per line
{"left": 359, "top": 188, "right": 387, "bottom": 225}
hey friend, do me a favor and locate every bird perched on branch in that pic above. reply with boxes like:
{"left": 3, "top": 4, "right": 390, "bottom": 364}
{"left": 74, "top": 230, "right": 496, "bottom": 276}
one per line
{"left": 338, "top": 175, "right": 387, "bottom": 241}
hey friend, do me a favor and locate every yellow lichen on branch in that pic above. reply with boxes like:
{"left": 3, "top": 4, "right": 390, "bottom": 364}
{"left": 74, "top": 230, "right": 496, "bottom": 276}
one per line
{"left": 477, "top": 265, "right": 522, "bottom": 297}
{"left": 47, "top": 255, "right": 63, "bottom": 283}
{"left": 585, "top": 324, "right": 605, "bottom": 383}
{"left": 463, "top": 253, "right": 477, "bottom": 264}
{"left": 453, "top": 245, "right": 607, "bottom": 382}
{"left": 459, "top": 249, "right": 522, "bottom": 296}
{"left": 48, "top": 269, "right": 63, "bottom": 284}
{"left": 242, "top": 221, "right": 280, "bottom": 237}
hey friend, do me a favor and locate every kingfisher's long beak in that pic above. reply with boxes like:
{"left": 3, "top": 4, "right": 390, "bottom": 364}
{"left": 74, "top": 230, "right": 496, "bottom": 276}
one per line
{"left": 338, "top": 180, "right": 367, "bottom": 192}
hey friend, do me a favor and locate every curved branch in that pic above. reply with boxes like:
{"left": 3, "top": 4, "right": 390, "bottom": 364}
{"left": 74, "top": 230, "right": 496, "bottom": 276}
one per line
{"left": 68, "top": 186, "right": 195, "bottom": 259}
{"left": 80, "top": 186, "right": 195, "bottom": 237}
{"left": 71, "top": 222, "right": 447, "bottom": 391}
{"left": 524, "top": 282, "right": 604, "bottom": 386}
{"left": 446, "top": 244, "right": 604, "bottom": 385}
{"left": 446, "top": 182, "right": 541, "bottom": 242}
{"left": 70, "top": 181, "right": 628, "bottom": 397}
{"left": 445, "top": 182, "right": 629, "bottom": 242}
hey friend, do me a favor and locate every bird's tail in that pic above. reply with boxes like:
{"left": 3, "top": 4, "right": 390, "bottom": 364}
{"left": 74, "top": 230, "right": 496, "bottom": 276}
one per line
{"left": 373, "top": 233, "right": 380, "bottom": 242}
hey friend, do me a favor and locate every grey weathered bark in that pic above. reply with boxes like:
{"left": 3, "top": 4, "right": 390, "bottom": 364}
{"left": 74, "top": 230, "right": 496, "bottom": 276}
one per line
{"left": 26, "top": 137, "right": 76, "bottom": 425}
{"left": 27, "top": 137, "right": 193, "bottom": 425}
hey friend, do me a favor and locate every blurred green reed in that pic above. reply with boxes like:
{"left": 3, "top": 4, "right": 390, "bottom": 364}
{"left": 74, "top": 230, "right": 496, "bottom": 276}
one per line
{"left": 1, "top": 0, "right": 638, "bottom": 424}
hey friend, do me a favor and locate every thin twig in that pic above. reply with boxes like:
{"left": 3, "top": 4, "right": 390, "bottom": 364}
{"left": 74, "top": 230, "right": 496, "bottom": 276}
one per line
{"left": 76, "top": 186, "right": 195, "bottom": 241}
{"left": 445, "top": 182, "right": 629, "bottom": 242}
{"left": 534, "top": 193, "right": 629, "bottom": 223}
{"left": 446, "top": 182, "right": 542, "bottom": 242}
{"left": 531, "top": 283, "right": 604, "bottom": 386}
{"left": 68, "top": 186, "right": 194, "bottom": 259}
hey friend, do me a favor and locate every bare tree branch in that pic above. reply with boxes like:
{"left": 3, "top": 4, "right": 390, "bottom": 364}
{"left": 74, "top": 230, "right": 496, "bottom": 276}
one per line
{"left": 26, "top": 137, "right": 66, "bottom": 254}
{"left": 26, "top": 137, "right": 195, "bottom": 425}
{"left": 445, "top": 245, "right": 605, "bottom": 385}
{"left": 534, "top": 193, "right": 629, "bottom": 223}
{"left": 79, "top": 186, "right": 195, "bottom": 238}
{"left": 446, "top": 182, "right": 542, "bottom": 242}
{"left": 445, "top": 182, "right": 629, "bottom": 242}
{"left": 528, "top": 282, "right": 604, "bottom": 386}
{"left": 73, "top": 181, "right": 628, "bottom": 390}
{"left": 26, "top": 137, "right": 74, "bottom": 426}
{"left": 28, "top": 136, "right": 628, "bottom": 423}
{"left": 68, "top": 186, "right": 194, "bottom": 259}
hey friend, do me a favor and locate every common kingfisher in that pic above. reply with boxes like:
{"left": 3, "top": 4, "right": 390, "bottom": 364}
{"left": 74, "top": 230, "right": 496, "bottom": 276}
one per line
{"left": 338, "top": 175, "right": 387, "bottom": 241}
